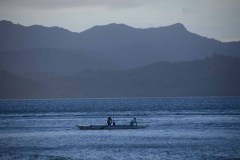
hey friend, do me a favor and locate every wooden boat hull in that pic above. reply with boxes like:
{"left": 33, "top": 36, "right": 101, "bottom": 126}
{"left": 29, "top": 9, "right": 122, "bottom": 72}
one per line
{"left": 77, "top": 125, "right": 148, "bottom": 130}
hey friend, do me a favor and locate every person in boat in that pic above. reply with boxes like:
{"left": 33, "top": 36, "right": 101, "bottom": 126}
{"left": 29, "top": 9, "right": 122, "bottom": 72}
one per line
{"left": 130, "top": 117, "right": 137, "bottom": 126}
{"left": 107, "top": 117, "right": 112, "bottom": 126}
{"left": 112, "top": 118, "right": 116, "bottom": 126}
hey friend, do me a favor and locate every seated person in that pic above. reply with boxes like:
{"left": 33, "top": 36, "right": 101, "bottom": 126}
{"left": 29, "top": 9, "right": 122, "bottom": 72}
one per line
{"left": 107, "top": 117, "right": 112, "bottom": 126}
{"left": 130, "top": 117, "right": 137, "bottom": 126}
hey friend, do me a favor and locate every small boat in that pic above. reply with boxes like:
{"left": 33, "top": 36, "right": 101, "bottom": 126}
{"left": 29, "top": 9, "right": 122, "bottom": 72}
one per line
{"left": 77, "top": 125, "right": 148, "bottom": 130}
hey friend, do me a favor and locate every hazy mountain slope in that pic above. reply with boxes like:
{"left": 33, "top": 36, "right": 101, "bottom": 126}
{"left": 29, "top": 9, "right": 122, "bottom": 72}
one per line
{"left": 125, "top": 55, "right": 240, "bottom": 96}
{"left": 0, "top": 48, "right": 121, "bottom": 75}
{"left": 79, "top": 23, "right": 240, "bottom": 67}
{"left": 0, "top": 71, "right": 37, "bottom": 99}
{"left": 0, "top": 20, "right": 80, "bottom": 50}
{"left": 1, "top": 55, "right": 239, "bottom": 99}
{"left": 78, "top": 24, "right": 208, "bottom": 59}
{"left": 0, "top": 20, "right": 239, "bottom": 68}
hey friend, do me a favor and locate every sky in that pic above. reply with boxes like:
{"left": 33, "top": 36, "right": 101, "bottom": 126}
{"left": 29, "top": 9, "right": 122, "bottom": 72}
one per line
{"left": 0, "top": 0, "right": 240, "bottom": 42}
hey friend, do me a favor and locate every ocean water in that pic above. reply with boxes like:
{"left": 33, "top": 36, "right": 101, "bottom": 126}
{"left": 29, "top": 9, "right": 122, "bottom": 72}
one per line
{"left": 0, "top": 97, "right": 240, "bottom": 160}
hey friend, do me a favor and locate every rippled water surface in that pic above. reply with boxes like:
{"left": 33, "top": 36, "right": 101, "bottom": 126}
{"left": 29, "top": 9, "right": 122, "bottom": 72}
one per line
{"left": 0, "top": 97, "right": 240, "bottom": 159}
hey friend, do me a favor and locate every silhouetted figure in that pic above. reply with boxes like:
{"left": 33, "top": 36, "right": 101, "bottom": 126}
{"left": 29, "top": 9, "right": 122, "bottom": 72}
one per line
{"left": 113, "top": 119, "right": 116, "bottom": 126}
{"left": 107, "top": 117, "right": 112, "bottom": 126}
{"left": 130, "top": 117, "right": 137, "bottom": 126}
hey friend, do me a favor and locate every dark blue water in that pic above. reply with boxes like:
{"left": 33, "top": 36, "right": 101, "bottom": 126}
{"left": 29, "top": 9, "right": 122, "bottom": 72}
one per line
{"left": 0, "top": 97, "right": 240, "bottom": 159}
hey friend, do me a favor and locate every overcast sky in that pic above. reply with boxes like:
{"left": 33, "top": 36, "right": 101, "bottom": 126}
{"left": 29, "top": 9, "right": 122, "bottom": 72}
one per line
{"left": 0, "top": 0, "right": 239, "bottom": 42}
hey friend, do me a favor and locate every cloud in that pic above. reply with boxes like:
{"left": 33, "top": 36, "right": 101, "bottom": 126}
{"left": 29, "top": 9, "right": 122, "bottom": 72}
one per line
{"left": 0, "top": 0, "right": 148, "bottom": 9}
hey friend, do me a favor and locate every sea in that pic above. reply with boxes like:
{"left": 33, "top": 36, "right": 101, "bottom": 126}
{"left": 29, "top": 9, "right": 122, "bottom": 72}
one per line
{"left": 0, "top": 97, "right": 240, "bottom": 160}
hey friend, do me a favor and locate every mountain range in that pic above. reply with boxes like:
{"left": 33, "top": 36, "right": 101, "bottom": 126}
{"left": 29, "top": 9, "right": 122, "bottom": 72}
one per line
{"left": 0, "top": 20, "right": 240, "bottom": 98}
{"left": 1, "top": 55, "right": 240, "bottom": 98}
{"left": 0, "top": 20, "right": 240, "bottom": 71}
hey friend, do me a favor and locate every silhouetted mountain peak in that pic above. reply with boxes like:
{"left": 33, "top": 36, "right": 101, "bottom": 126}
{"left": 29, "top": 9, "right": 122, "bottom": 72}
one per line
{"left": 0, "top": 20, "right": 18, "bottom": 28}
{"left": 84, "top": 23, "right": 135, "bottom": 34}
{"left": 0, "top": 20, "right": 71, "bottom": 33}
{"left": 83, "top": 22, "right": 188, "bottom": 36}
{"left": 164, "top": 23, "right": 187, "bottom": 32}
{"left": 96, "top": 23, "right": 133, "bottom": 29}
{"left": 29, "top": 24, "right": 71, "bottom": 33}
{"left": 0, "top": 20, "right": 14, "bottom": 25}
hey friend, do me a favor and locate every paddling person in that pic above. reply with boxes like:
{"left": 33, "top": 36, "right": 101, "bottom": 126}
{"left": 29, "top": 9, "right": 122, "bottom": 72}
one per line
{"left": 107, "top": 117, "right": 112, "bottom": 126}
{"left": 113, "top": 117, "right": 116, "bottom": 126}
{"left": 130, "top": 117, "right": 137, "bottom": 126}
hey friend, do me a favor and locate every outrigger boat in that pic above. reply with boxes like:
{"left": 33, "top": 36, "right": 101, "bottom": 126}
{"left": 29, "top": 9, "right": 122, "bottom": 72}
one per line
{"left": 77, "top": 125, "right": 148, "bottom": 130}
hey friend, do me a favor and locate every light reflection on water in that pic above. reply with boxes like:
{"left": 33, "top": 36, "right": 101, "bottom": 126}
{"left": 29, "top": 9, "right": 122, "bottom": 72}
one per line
{"left": 0, "top": 97, "right": 240, "bottom": 159}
